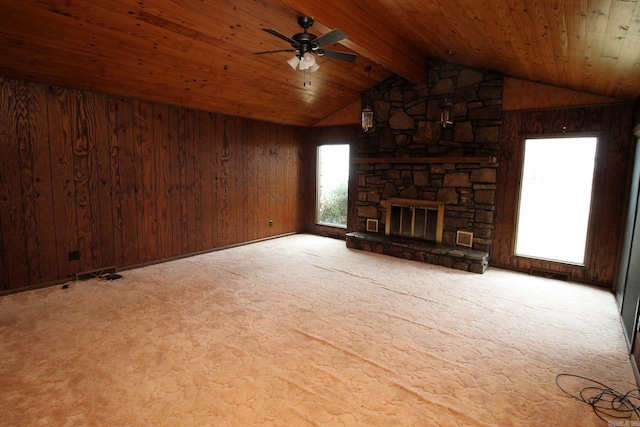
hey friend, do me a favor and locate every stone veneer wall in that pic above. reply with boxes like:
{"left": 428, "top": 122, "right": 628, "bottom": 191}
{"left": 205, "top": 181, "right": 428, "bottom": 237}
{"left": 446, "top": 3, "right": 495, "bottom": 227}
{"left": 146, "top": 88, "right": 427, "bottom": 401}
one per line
{"left": 355, "top": 61, "right": 503, "bottom": 253}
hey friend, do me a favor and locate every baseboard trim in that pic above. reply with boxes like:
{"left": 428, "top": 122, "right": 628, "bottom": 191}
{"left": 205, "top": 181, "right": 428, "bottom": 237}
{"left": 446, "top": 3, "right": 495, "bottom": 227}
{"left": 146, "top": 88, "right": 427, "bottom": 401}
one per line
{"left": 0, "top": 232, "right": 299, "bottom": 296}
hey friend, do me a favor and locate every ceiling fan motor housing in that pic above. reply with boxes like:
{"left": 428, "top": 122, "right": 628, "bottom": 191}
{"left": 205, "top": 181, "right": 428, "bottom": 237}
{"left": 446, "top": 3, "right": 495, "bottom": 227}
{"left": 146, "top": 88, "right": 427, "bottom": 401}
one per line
{"left": 254, "top": 16, "right": 357, "bottom": 63}
{"left": 292, "top": 32, "right": 319, "bottom": 55}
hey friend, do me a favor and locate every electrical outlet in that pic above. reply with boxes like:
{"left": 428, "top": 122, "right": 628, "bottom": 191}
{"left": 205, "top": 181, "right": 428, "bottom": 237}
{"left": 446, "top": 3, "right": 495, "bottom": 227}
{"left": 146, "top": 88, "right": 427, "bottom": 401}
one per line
{"left": 68, "top": 250, "right": 80, "bottom": 261}
{"left": 269, "top": 220, "right": 273, "bottom": 227}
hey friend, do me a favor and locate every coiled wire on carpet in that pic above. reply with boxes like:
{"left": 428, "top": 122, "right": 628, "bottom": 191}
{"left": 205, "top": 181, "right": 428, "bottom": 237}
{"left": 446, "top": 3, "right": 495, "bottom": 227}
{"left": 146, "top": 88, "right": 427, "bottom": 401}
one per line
{"left": 556, "top": 373, "right": 640, "bottom": 424}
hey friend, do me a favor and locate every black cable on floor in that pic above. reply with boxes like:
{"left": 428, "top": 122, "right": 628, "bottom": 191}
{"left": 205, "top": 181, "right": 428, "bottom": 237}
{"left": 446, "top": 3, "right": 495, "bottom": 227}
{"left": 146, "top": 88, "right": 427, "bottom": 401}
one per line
{"left": 556, "top": 373, "right": 640, "bottom": 424}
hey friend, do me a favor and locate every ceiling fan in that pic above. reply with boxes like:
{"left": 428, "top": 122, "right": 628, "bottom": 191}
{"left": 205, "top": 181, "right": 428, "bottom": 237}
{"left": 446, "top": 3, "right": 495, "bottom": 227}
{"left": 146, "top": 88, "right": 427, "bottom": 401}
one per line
{"left": 254, "top": 16, "right": 358, "bottom": 72}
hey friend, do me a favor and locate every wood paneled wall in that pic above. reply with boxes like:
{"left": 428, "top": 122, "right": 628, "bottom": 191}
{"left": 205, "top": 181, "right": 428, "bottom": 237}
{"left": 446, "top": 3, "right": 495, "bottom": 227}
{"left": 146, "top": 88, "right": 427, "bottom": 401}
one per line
{"left": 493, "top": 104, "right": 634, "bottom": 286}
{"left": 0, "top": 78, "right": 302, "bottom": 292}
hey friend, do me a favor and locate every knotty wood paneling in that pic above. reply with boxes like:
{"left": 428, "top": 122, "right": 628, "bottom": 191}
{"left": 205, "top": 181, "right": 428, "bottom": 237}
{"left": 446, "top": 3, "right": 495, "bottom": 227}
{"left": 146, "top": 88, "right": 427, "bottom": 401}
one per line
{"left": 0, "top": 77, "right": 302, "bottom": 292}
{"left": 493, "top": 104, "right": 634, "bottom": 286}
{"left": 3, "top": 0, "right": 639, "bottom": 134}
{"left": 503, "top": 78, "right": 621, "bottom": 111}
{"left": 167, "top": 106, "right": 182, "bottom": 257}
{"left": 183, "top": 107, "right": 197, "bottom": 253}
{"left": 28, "top": 82, "right": 58, "bottom": 283}
{"left": 1, "top": 79, "right": 29, "bottom": 286}
{"left": 94, "top": 91, "right": 116, "bottom": 270}
{"left": 153, "top": 104, "right": 171, "bottom": 260}
{"left": 198, "top": 110, "right": 214, "bottom": 251}
{"left": 243, "top": 119, "right": 256, "bottom": 241}
{"left": 117, "top": 96, "right": 139, "bottom": 267}
{"left": 14, "top": 82, "right": 39, "bottom": 285}
{"left": 47, "top": 86, "right": 75, "bottom": 280}
{"left": 217, "top": 115, "right": 231, "bottom": 247}
{"left": 73, "top": 89, "right": 99, "bottom": 274}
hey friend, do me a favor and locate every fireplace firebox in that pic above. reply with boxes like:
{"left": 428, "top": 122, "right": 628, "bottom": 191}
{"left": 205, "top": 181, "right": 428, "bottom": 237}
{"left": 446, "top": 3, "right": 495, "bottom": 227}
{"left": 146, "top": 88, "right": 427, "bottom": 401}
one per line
{"left": 385, "top": 198, "right": 444, "bottom": 244}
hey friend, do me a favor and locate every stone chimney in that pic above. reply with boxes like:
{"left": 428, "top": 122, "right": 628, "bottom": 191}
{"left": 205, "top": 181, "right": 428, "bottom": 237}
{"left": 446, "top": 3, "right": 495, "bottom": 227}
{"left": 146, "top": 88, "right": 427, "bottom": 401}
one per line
{"left": 354, "top": 61, "right": 503, "bottom": 254}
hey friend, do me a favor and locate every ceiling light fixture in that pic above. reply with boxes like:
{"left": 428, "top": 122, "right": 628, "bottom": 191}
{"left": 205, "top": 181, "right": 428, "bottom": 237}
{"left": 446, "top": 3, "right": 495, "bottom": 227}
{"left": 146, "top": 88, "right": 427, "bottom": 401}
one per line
{"left": 287, "top": 52, "right": 320, "bottom": 72}
{"left": 286, "top": 52, "right": 320, "bottom": 86}
{"left": 254, "top": 16, "right": 358, "bottom": 87}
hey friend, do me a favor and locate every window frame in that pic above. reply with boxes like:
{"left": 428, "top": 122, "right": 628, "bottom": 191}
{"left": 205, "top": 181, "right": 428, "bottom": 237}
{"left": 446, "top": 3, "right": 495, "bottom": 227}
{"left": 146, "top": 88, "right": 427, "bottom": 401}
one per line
{"left": 513, "top": 132, "right": 600, "bottom": 267}
{"left": 315, "top": 143, "right": 350, "bottom": 229}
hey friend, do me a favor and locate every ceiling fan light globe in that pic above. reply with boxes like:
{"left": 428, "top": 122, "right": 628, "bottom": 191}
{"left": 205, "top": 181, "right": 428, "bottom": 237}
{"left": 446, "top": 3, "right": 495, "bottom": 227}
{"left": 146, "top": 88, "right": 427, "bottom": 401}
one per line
{"left": 287, "top": 55, "right": 300, "bottom": 70}
{"left": 303, "top": 52, "right": 316, "bottom": 65}
{"left": 310, "top": 63, "right": 320, "bottom": 72}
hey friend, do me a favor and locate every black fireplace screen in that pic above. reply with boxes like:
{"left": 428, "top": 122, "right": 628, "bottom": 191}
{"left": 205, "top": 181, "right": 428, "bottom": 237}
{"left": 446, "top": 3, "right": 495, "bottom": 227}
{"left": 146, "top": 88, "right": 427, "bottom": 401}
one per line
{"left": 386, "top": 198, "right": 444, "bottom": 244}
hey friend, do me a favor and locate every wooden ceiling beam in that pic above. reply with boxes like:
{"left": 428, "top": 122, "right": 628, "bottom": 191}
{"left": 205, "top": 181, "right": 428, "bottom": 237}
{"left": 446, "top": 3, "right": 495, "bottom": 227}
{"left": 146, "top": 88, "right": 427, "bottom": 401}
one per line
{"left": 278, "top": 0, "right": 428, "bottom": 84}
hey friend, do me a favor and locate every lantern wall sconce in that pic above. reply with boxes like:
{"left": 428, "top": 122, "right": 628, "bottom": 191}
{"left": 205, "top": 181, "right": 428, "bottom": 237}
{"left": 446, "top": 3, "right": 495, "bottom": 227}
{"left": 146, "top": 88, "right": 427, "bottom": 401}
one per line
{"left": 361, "top": 66, "right": 374, "bottom": 132}
{"left": 361, "top": 107, "right": 373, "bottom": 132}
{"left": 439, "top": 98, "right": 453, "bottom": 128}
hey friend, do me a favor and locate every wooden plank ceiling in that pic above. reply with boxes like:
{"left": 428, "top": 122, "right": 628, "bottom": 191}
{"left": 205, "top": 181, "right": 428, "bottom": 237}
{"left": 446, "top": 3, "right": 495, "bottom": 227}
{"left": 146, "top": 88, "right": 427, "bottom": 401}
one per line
{"left": 0, "top": 0, "right": 638, "bottom": 127}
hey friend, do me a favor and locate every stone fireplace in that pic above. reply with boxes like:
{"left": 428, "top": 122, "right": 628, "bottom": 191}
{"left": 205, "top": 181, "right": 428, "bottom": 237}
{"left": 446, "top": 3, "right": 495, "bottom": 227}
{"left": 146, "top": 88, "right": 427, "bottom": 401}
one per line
{"left": 346, "top": 61, "right": 502, "bottom": 273}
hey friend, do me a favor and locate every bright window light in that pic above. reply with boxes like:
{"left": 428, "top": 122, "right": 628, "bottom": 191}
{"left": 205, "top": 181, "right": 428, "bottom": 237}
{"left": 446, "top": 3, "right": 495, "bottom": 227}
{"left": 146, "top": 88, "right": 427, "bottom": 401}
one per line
{"left": 515, "top": 136, "right": 597, "bottom": 265}
{"left": 316, "top": 144, "right": 350, "bottom": 228}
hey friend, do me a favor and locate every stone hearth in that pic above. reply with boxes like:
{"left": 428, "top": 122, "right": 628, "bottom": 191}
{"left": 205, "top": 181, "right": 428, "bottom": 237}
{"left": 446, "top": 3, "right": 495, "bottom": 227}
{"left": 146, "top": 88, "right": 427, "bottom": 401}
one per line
{"left": 346, "top": 232, "right": 489, "bottom": 273}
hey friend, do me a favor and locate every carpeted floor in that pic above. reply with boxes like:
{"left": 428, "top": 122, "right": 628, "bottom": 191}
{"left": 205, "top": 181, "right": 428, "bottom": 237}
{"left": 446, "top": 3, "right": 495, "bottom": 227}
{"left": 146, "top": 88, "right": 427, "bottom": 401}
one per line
{"left": 0, "top": 234, "right": 637, "bottom": 426}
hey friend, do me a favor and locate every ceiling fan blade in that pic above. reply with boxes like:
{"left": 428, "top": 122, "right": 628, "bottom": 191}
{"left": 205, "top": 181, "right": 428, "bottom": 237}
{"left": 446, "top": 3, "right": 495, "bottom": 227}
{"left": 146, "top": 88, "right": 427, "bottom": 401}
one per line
{"left": 313, "top": 29, "right": 348, "bottom": 47}
{"left": 318, "top": 49, "right": 358, "bottom": 62}
{"left": 253, "top": 49, "right": 296, "bottom": 55}
{"left": 262, "top": 28, "right": 298, "bottom": 47}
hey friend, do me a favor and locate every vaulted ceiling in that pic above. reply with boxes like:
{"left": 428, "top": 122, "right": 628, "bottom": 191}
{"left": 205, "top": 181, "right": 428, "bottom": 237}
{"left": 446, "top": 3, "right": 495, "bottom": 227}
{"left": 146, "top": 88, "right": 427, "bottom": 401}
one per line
{"left": 1, "top": 0, "right": 638, "bottom": 127}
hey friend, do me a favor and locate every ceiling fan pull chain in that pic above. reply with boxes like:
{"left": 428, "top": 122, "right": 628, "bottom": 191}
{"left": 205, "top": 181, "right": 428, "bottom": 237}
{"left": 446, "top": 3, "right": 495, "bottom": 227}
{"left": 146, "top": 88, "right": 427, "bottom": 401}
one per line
{"left": 303, "top": 67, "right": 311, "bottom": 87}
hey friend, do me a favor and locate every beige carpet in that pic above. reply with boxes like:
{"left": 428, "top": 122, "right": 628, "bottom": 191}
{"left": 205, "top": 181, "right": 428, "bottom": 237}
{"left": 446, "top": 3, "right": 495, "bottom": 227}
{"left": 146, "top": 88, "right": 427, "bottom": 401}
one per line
{"left": 0, "top": 234, "right": 636, "bottom": 426}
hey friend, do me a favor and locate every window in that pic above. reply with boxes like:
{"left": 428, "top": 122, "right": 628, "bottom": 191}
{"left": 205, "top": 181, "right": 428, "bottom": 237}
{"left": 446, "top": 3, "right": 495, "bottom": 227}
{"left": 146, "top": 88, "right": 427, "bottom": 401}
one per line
{"left": 515, "top": 136, "right": 597, "bottom": 265}
{"left": 316, "top": 144, "right": 350, "bottom": 228}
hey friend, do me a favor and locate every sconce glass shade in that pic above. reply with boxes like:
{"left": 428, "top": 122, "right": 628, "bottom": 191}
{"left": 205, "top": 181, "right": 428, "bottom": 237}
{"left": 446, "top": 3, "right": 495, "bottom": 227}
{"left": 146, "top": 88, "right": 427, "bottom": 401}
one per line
{"left": 361, "top": 107, "right": 374, "bottom": 132}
